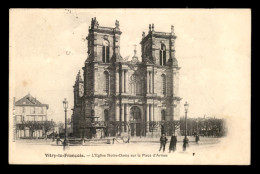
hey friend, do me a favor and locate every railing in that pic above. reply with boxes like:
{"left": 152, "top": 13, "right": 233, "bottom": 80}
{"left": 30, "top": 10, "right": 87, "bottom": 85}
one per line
{"left": 97, "top": 26, "right": 114, "bottom": 31}
{"left": 76, "top": 120, "right": 181, "bottom": 139}
{"left": 75, "top": 118, "right": 227, "bottom": 139}
{"left": 154, "top": 31, "right": 171, "bottom": 36}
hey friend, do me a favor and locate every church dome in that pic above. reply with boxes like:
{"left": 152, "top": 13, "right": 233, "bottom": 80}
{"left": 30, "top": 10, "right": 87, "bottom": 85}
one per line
{"left": 131, "top": 44, "right": 139, "bottom": 63}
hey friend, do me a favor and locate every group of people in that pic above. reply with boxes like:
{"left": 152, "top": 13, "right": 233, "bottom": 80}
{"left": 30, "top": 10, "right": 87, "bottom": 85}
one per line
{"left": 159, "top": 133, "right": 200, "bottom": 153}
{"left": 159, "top": 134, "right": 177, "bottom": 153}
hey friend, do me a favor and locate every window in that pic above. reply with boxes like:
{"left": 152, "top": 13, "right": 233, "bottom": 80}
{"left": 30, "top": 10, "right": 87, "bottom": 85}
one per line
{"left": 28, "top": 116, "right": 34, "bottom": 121}
{"left": 130, "top": 106, "right": 141, "bottom": 121}
{"left": 104, "top": 109, "right": 109, "bottom": 122}
{"left": 161, "top": 110, "right": 166, "bottom": 121}
{"left": 35, "top": 107, "right": 39, "bottom": 114}
{"left": 161, "top": 74, "right": 166, "bottom": 95}
{"left": 104, "top": 71, "right": 109, "bottom": 94}
{"left": 22, "top": 107, "right": 25, "bottom": 113}
{"left": 102, "top": 40, "right": 110, "bottom": 63}
{"left": 41, "top": 107, "right": 44, "bottom": 114}
{"left": 130, "top": 74, "right": 141, "bottom": 95}
{"left": 91, "top": 110, "right": 95, "bottom": 117}
{"left": 16, "top": 116, "right": 22, "bottom": 123}
{"left": 30, "top": 107, "right": 35, "bottom": 114}
{"left": 160, "top": 44, "right": 166, "bottom": 66}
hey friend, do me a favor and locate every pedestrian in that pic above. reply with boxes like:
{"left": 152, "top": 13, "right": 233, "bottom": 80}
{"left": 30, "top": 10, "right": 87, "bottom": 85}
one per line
{"left": 183, "top": 137, "right": 189, "bottom": 151}
{"left": 195, "top": 135, "right": 200, "bottom": 144}
{"left": 169, "top": 134, "right": 177, "bottom": 153}
{"left": 159, "top": 134, "right": 168, "bottom": 152}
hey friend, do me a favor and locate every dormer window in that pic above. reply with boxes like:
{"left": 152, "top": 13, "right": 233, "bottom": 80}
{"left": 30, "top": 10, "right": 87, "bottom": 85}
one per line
{"left": 160, "top": 44, "right": 166, "bottom": 66}
{"left": 102, "top": 40, "right": 110, "bottom": 63}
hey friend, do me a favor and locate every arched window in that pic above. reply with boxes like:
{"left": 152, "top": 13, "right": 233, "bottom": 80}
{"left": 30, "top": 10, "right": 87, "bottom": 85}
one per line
{"left": 91, "top": 110, "right": 95, "bottom": 117}
{"left": 130, "top": 74, "right": 141, "bottom": 95}
{"left": 160, "top": 44, "right": 166, "bottom": 66}
{"left": 130, "top": 106, "right": 141, "bottom": 121}
{"left": 161, "top": 74, "right": 166, "bottom": 96}
{"left": 102, "top": 40, "right": 110, "bottom": 63}
{"left": 104, "top": 71, "right": 109, "bottom": 94}
{"left": 161, "top": 110, "right": 166, "bottom": 121}
{"left": 104, "top": 109, "right": 109, "bottom": 122}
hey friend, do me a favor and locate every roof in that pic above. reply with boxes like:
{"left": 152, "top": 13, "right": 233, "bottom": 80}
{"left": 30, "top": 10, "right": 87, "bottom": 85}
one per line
{"left": 15, "top": 93, "right": 49, "bottom": 108}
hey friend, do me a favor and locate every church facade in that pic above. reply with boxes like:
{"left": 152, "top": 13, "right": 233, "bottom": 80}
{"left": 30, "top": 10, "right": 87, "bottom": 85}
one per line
{"left": 72, "top": 18, "right": 182, "bottom": 138}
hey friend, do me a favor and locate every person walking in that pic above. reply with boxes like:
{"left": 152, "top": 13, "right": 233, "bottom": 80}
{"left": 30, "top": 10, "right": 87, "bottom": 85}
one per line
{"left": 159, "top": 134, "right": 168, "bottom": 153}
{"left": 169, "top": 135, "right": 177, "bottom": 153}
{"left": 195, "top": 134, "right": 200, "bottom": 144}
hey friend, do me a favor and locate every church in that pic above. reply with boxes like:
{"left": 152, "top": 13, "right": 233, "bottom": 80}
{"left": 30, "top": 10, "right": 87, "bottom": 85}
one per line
{"left": 72, "top": 17, "right": 182, "bottom": 138}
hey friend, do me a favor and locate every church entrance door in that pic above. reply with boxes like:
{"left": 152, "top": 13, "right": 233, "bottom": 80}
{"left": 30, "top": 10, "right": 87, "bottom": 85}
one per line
{"left": 130, "top": 106, "right": 141, "bottom": 136}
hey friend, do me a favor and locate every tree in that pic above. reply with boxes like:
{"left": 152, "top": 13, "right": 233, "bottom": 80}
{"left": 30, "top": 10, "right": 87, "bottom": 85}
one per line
{"left": 43, "top": 120, "right": 55, "bottom": 138}
{"left": 57, "top": 121, "right": 64, "bottom": 134}
{"left": 179, "top": 117, "right": 227, "bottom": 137}
{"left": 21, "top": 121, "right": 43, "bottom": 139}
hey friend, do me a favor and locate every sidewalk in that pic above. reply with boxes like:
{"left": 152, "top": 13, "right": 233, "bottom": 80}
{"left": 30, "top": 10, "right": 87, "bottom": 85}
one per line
{"left": 15, "top": 136, "right": 222, "bottom": 146}
{"left": 128, "top": 136, "right": 221, "bottom": 144}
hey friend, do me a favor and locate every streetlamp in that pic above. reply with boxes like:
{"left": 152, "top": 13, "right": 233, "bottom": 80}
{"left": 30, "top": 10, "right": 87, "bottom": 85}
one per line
{"left": 52, "top": 119, "right": 55, "bottom": 142}
{"left": 183, "top": 101, "right": 189, "bottom": 151}
{"left": 197, "top": 118, "right": 199, "bottom": 135}
{"left": 63, "top": 98, "right": 69, "bottom": 148}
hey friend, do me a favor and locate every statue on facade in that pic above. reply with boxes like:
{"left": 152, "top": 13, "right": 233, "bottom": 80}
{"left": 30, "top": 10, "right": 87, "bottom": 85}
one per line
{"left": 171, "top": 25, "right": 174, "bottom": 34}
{"left": 91, "top": 17, "right": 99, "bottom": 28}
{"left": 115, "top": 20, "right": 120, "bottom": 29}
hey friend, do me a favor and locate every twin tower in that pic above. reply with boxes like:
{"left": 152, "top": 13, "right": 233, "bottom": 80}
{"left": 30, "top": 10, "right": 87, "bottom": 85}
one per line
{"left": 72, "top": 17, "right": 182, "bottom": 138}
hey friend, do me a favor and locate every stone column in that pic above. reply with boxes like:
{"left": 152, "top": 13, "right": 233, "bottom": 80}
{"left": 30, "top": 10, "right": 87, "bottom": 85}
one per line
{"left": 116, "top": 68, "right": 120, "bottom": 94}
{"left": 149, "top": 72, "right": 152, "bottom": 94}
{"left": 122, "top": 69, "right": 125, "bottom": 93}
{"left": 170, "top": 38, "right": 175, "bottom": 59}
{"left": 146, "top": 104, "right": 150, "bottom": 132}
{"left": 125, "top": 104, "right": 128, "bottom": 132}
{"left": 152, "top": 71, "right": 154, "bottom": 94}
{"left": 121, "top": 104, "right": 125, "bottom": 132}
{"left": 147, "top": 71, "right": 150, "bottom": 94}
{"left": 151, "top": 104, "right": 154, "bottom": 122}
{"left": 116, "top": 103, "right": 120, "bottom": 121}
{"left": 125, "top": 104, "right": 128, "bottom": 121}
{"left": 125, "top": 70, "right": 128, "bottom": 93}
{"left": 94, "top": 65, "right": 97, "bottom": 94}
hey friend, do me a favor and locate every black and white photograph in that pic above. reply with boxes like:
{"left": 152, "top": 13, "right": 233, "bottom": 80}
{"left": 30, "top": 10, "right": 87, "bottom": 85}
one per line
{"left": 9, "top": 9, "right": 251, "bottom": 165}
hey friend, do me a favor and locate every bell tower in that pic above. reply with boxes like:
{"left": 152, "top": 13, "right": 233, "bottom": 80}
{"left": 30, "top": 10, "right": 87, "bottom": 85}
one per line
{"left": 140, "top": 24, "right": 177, "bottom": 66}
{"left": 73, "top": 70, "right": 84, "bottom": 106}
{"left": 85, "top": 17, "right": 122, "bottom": 63}
{"left": 140, "top": 24, "right": 181, "bottom": 123}
{"left": 83, "top": 18, "right": 123, "bottom": 120}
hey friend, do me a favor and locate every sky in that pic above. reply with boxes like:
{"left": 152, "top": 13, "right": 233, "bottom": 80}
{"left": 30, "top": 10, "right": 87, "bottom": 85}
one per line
{"left": 9, "top": 9, "right": 251, "bottom": 123}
